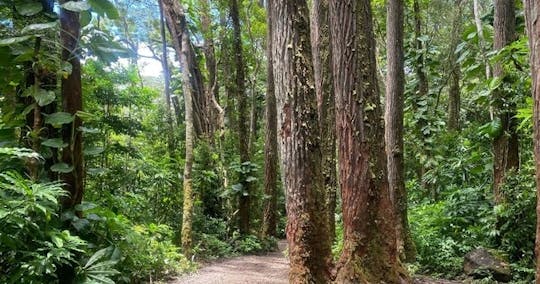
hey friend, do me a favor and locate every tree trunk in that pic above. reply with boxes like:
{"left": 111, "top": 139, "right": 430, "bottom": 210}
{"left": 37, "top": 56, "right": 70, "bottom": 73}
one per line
{"left": 385, "top": 0, "right": 415, "bottom": 263}
{"left": 524, "top": 1, "right": 540, "bottom": 280}
{"left": 162, "top": 0, "right": 208, "bottom": 137}
{"left": 309, "top": 0, "right": 337, "bottom": 243}
{"left": 492, "top": 0, "right": 519, "bottom": 204}
{"left": 60, "top": 0, "right": 84, "bottom": 209}
{"left": 473, "top": 0, "right": 492, "bottom": 80}
{"left": 262, "top": 0, "right": 279, "bottom": 238}
{"left": 270, "top": 0, "right": 332, "bottom": 282}
{"left": 447, "top": 1, "right": 463, "bottom": 131}
{"left": 329, "top": 0, "right": 409, "bottom": 282}
{"left": 158, "top": 0, "right": 175, "bottom": 155}
{"left": 229, "top": 0, "right": 251, "bottom": 234}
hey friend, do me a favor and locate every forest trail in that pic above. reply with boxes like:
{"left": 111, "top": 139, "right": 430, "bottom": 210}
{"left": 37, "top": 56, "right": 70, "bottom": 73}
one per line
{"left": 170, "top": 240, "right": 289, "bottom": 284}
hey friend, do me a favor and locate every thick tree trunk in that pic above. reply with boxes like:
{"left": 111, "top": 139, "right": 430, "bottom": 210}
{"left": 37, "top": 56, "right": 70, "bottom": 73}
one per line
{"left": 262, "top": 0, "right": 279, "bottom": 238}
{"left": 385, "top": 0, "right": 415, "bottom": 263}
{"left": 329, "top": 0, "right": 409, "bottom": 282}
{"left": 492, "top": 0, "right": 519, "bottom": 204}
{"left": 270, "top": 0, "right": 332, "bottom": 282}
{"left": 447, "top": 1, "right": 463, "bottom": 131}
{"left": 524, "top": 1, "right": 540, "bottom": 280}
{"left": 59, "top": 0, "right": 84, "bottom": 209}
{"left": 310, "top": 0, "right": 337, "bottom": 243}
{"left": 229, "top": 0, "right": 251, "bottom": 234}
{"left": 158, "top": 0, "right": 175, "bottom": 156}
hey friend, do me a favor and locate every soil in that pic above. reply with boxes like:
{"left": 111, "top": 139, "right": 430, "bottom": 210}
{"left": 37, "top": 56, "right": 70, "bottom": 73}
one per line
{"left": 170, "top": 240, "right": 464, "bottom": 284}
{"left": 169, "top": 240, "right": 289, "bottom": 284}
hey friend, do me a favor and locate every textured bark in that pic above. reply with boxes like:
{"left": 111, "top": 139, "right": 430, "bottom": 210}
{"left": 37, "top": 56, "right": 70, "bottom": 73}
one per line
{"left": 60, "top": 0, "right": 84, "bottom": 209}
{"left": 447, "top": 1, "right": 463, "bottom": 131}
{"left": 329, "top": 0, "right": 409, "bottom": 282}
{"left": 385, "top": 0, "right": 415, "bottom": 263}
{"left": 162, "top": 0, "right": 209, "bottom": 137}
{"left": 230, "top": 0, "right": 252, "bottom": 234}
{"left": 492, "top": 0, "right": 519, "bottom": 204}
{"left": 270, "top": 0, "right": 332, "bottom": 282}
{"left": 310, "top": 0, "right": 337, "bottom": 243}
{"left": 179, "top": 7, "right": 195, "bottom": 259}
{"left": 524, "top": 1, "right": 540, "bottom": 280}
{"left": 201, "top": 0, "right": 223, "bottom": 137}
{"left": 262, "top": 0, "right": 279, "bottom": 238}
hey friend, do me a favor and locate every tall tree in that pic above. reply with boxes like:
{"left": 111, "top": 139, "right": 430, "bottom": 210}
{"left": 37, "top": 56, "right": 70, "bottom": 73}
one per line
{"left": 261, "top": 0, "right": 279, "bottom": 238}
{"left": 524, "top": 0, "right": 540, "bottom": 280}
{"left": 447, "top": 1, "right": 463, "bottom": 131}
{"left": 59, "top": 0, "right": 84, "bottom": 209}
{"left": 329, "top": 0, "right": 409, "bottom": 282}
{"left": 229, "top": 0, "right": 251, "bottom": 234}
{"left": 309, "top": 0, "right": 337, "bottom": 242}
{"left": 270, "top": 0, "right": 332, "bottom": 282}
{"left": 160, "top": 0, "right": 195, "bottom": 257}
{"left": 492, "top": 0, "right": 519, "bottom": 204}
{"left": 385, "top": 0, "right": 415, "bottom": 262}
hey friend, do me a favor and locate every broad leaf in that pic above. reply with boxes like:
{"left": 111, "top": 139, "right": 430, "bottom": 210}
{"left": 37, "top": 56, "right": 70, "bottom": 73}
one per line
{"left": 34, "top": 89, "right": 56, "bottom": 106}
{"left": 42, "top": 138, "right": 67, "bottom": 148}
{"left": 88, "top": 0, "right": 119, "bottom": 19}
{"left": 0, "top": 36, "right": 32, "bottom": 46}
{"left": 51, "top": 163, "right": 74, "bottom": 173}
{"left": 62, "top": 1, "right": 90, "bottom": 12}
{"left": 21, "top": 22, "right": 57, "bottom": 33}
{"left": 15, "top": 1, "right": 43, "bottom": 16}
{"left": 44, "top": 112, "right": 74, "bottom": 127}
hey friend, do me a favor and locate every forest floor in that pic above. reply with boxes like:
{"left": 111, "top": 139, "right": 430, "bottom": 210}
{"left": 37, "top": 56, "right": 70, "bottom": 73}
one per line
{"left": 169, "top": 240, "right": 462, "bottom": 284}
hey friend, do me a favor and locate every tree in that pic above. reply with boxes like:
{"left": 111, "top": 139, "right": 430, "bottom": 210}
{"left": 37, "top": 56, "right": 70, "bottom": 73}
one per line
{"left": 329, "top": 0, "right": 409, "bottom": 282}
{"left": 59, "top": 0, "right": 84, "bottom": 209}
{"left": 161, "top": 0, "right": 195, "bottom": 257}
{"left": 524, "top": 0, "right": 540, "bottom": 280}
{"left": 385, "top": 0, "right": 415, "bottom": 262}
{"left": 447, "top": 0, "right": 463, "bottom": 131}
{"left": 229, "top": 0, "right": 252, "bottom": 234}
{"left": 261, "top": 0, "right": 279, "bottom": 238}
{"left": 492, "top": 0, "right": 519, "bottom": 204}
{"left": 270, "top": 0, "right": 332, "bottom": 282}
{"left": 309, "top": 0, "right": 337, "bottom": 242}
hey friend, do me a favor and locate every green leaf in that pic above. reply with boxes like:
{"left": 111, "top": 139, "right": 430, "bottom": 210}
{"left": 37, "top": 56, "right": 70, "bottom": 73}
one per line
{"left": 51, "top": 235, "right": 64, "bottom": 248}
{"left": 72, "top": 218, "right": 90, "bottom": 231}
{"left": 0, "top": 36, "right": 32, "bottom": 46}
{"left": 44, "top": 112, "right": 74, "bottom": 127}
{"left": 83, "top": 146, "right": 104, "bottom": 156}
{"left": 75, "top": 111, "right": 96, "bottom": 121}
{"left": 21, "top": 22, "right": 57, "bottom": 33}
{"left": 245, "top": 176, "right": 257, "bottom": 182}
{"left": 42, "top": 138, "right": 68, "bottom": 148}
{"left": 34, "top": 89, "right": 56, "bottom": 106}
{"left": 51, "top": 163, "right": 74, "bottom": 173}
{"left": 88, "top": 0, "right": 119, "bottom": 19}
{"left": 74, "top": 202, "right": 97, "bottom": 211}
{"left": 61, "top": 1, "right": 90, "bottom": 12}
{"left": 80, "top": 10, "right": 92, "bottom": 27}
{"left": 15, "top": 1, "right": 43, "bottom": 16}
{"left": 78, "top": 126, "right": 100, "bottom": 133}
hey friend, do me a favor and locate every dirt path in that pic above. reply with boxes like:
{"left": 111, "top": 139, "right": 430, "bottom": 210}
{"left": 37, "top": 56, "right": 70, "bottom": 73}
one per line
{"left": 170, "top": 240, "right": 464, "bottom": 284}
{"left": 169, "top": 240, "right": 288, "bottom": 284}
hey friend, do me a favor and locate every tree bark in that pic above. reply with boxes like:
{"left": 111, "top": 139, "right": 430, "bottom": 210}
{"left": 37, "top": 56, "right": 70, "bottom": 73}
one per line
{"left": 473, "top": 0, "right": 492, "bottom": 80}
{"left": 158, "top": 0, "right": 175, "bottom": 155}
{"left": 162, "top": 0, "right": 209, "bottom": 137}
{"left": 447, "top": 1, "right": 463, "bottom": 131}
{"left": 262, "top": 0, "right": 279, "bottom": 238}
{"left": 60, "top": 0, "right": 84, "bottom": 209}
{"left": 385, "top": 0, "right": 415, "bottom": 263}
{"left": 229, "top": 0, "right": 252, "bottom": 234}
{"left": 329, "top": 0, "right": 409, "bottom": 282}
{"left": 310, "top": 0, "right": 337, "bottom": 243}
{"left": 492, "top": 0, "right": 519, "bottom": 204}
{"left": 270, "top": 0, "right": 332, "bottom": 282}
{"left": 524, "top": 1, "right": 540, "bottom": 280}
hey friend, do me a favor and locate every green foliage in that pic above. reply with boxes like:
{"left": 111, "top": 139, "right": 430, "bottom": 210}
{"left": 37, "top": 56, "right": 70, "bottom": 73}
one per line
{"left": 0, "top": 170, "right": 87, "bottom": 283}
